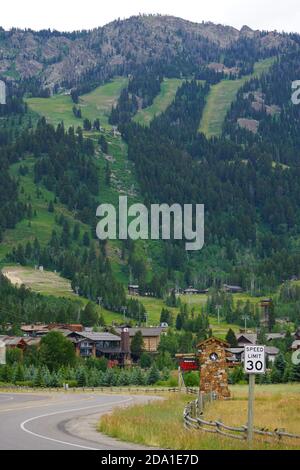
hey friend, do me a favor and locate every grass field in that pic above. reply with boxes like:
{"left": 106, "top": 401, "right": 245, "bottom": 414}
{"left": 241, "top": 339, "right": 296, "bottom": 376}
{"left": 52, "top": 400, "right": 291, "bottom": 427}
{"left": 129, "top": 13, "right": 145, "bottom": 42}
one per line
{"left": 199, "top": 57, "right": 275, "bottom": 138}
{"left": 133, "top": 78, "right": 183, "bottom": 126}
{"left": 98, "top": 384, "right": 300, "bottom": 450}
{"left": 26, "top": 77, "right": 128, "bottom": 130}
{"left": 2, "top": 265, "right": 75, "bottom": 298}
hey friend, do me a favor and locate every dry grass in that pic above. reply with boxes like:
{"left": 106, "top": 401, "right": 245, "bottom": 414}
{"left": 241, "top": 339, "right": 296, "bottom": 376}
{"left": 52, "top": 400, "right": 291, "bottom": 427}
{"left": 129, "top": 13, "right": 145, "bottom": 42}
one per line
{"left": 2, "top": 266, "right": 75, "bottom": 298}
{"left": 98, "top": 385, "right": 300, "bottom": 450}
{"left": 206, "top": 384, "right": 300, "bottom": 436}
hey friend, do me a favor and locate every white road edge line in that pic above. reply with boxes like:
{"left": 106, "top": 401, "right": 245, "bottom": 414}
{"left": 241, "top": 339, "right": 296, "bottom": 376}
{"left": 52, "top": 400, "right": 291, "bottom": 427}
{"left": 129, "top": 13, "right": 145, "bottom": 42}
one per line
{"left": 20, "top": 397, "right": 133, "bottom": 450}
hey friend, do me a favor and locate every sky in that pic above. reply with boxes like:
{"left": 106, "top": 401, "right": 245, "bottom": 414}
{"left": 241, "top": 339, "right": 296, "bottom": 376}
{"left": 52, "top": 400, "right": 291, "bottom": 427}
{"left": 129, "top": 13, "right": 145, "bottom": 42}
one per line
{"left": 1, "top": 0, "right": 300, "bottom": 33}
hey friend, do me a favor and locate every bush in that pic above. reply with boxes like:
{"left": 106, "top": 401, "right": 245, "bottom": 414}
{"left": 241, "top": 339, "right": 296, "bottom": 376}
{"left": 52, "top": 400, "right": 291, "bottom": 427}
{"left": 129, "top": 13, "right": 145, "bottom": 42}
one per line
{"left": 146, "top": 365, "right": 160, "bottom": 385}
{"left": 140, "top": 352, "right": 152, "bottom": 369}
{"left": 184, "top": 371, "right": 199, "bottom": 387}
{"left": 64, "top": 380, "right": 78, "bottom": 388}
{"left": 14, "top": 380, "right": 34, "bottom": 387}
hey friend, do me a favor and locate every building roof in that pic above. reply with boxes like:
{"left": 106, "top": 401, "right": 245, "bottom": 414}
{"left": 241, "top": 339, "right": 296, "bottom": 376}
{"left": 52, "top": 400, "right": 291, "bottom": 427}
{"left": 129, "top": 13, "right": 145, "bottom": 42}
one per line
{"left": 75, "top": 331, "right": 121, "bottom": 342}
{"left": 2, "top": 336, "right": 26, "bottom": 346}
{"left": 226, "top": 348, "right": 244, "bottom": 354}
{"left": 292, "top": 340, "right": 300, "bottom": 349}
{"left": 266, "top": 333, "right": 285, "bottom": 341}
{"left": 265, "top": 346, "right": 279, "bottom": 355}
{"left": 50, "top": 328, "right": 73, "bottom": 337}
{"left": 223, "top": 284, "right": 243, "bottom": 290}
{"left": 197, "top": 336, "right": 229, "bottom": 348}
{"left": 115, "top": 327, "right": 164, "bottom": 338}
{"left": 237, "top": 333, "right": 257, "bottom": 344}
{"left": 23, "top": 337, "right": 41, "bottom": 346}
{"left": 21, "top": 325, "right": 48, "bottom": 332}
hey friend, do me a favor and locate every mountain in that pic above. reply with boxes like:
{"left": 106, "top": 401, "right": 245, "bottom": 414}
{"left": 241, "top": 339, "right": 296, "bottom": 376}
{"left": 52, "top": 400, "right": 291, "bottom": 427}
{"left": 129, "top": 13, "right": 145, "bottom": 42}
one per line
{"left": 1, "top": 14, "right": 300, "bottom": 307}
{"left": 0, "top": 15, "right": 295, "bottom": 91}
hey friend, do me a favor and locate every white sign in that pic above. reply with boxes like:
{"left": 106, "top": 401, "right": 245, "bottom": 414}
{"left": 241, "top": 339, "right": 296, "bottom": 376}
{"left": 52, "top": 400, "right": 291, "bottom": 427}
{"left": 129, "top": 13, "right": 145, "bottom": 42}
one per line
{"left": 0, "top": 80, "right": 6, "bottom": 105}
{"left": 244, "top": 345, "right": 265, "bottom": 374}
{"left": 0, "top": 341, "right": 6, "bottom": 365}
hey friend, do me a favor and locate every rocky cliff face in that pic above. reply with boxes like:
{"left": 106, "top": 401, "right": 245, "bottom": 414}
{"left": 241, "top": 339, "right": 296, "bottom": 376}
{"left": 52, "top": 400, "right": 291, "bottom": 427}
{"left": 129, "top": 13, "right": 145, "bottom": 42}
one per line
{"left": 0, "top": 15, "right": 294, "bottom": 90}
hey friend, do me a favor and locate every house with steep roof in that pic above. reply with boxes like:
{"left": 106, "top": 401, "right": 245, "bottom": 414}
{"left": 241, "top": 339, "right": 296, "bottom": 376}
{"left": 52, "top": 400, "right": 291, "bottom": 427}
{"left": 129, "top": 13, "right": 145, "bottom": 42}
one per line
{"left": 115, "top": 327, "right": 165, "bottom": 353}
{"left": 65, "top": 330, "right": 122, "bottom": 361}
{"left": 236, "top": 333, "right": 257, "bottom": 347}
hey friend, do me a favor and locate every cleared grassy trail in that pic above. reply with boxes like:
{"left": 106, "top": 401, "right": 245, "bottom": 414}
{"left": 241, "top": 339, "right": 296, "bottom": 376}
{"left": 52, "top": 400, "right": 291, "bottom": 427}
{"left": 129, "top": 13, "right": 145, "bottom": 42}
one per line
{"left": 134, "top": 78, "right": 183, "bottom": 126}
{"left": 199, "top": 57, "right": 275, "bottom": 138}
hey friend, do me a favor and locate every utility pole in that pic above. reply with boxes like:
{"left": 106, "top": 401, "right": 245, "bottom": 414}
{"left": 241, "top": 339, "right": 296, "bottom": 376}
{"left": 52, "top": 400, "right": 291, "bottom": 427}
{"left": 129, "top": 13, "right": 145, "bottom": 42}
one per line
{"left": 216, "top": 305, "right": 221, "bottom": 324}
{"left": 242, "top": 314, "right": 249, "bottom": 331}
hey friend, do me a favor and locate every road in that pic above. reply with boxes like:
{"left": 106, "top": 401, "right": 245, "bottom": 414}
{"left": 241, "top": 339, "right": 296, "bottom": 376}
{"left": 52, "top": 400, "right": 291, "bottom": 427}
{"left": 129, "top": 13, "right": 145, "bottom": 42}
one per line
{"left": 0, "top": 391, "right": 157, "bottom": 450}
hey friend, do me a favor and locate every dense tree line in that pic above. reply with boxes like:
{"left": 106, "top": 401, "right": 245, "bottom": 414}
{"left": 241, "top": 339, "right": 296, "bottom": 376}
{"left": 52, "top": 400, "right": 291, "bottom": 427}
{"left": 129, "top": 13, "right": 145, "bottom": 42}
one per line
{"left": 128, "top": 66, "right": 163, "bottom": 108}
{"left": 0, "top": 273, "right": 82, "bottom": 328}
{"left": 19, "top": 119, "right": 98, "bottom": 224}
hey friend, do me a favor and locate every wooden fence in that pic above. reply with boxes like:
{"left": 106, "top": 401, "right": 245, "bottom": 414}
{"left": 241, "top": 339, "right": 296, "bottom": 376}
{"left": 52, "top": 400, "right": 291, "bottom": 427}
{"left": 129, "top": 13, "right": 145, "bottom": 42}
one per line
{"left": 183, "top": 398, "right": 300, "bottom": 442}
{"left": 0, "top": 384, "right": 198, "bottom": 394}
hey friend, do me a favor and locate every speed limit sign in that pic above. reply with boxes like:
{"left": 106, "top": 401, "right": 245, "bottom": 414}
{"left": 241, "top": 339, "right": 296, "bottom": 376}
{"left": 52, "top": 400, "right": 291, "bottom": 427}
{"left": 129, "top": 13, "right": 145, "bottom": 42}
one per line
{"left": 244, "top": 345, "right": 265, "bottom": 374}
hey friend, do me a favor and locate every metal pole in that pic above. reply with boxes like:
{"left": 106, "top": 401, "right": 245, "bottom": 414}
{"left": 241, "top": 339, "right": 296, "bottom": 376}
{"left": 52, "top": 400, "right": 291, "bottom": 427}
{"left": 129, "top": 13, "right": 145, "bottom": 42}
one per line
{"left": 247, "top": 374, "right": 255, "bottom": 444}
{"left": 178, "top": 366, "right": 182, "bottom": 392}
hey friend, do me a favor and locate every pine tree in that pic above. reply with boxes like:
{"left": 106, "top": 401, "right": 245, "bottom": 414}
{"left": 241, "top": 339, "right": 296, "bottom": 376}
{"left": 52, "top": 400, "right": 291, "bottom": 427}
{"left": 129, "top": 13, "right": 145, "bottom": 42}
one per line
{"left": 225, "top": 328, "right": 238, "bottom": 347}
{"left": 48, "top": 200, "right": 54, "bottom": 213}
{"left": 147, "top": 365, "right": 160, "bottom": 385}
{"left": 130, "top": 331, "right": 144, "bottom": 359}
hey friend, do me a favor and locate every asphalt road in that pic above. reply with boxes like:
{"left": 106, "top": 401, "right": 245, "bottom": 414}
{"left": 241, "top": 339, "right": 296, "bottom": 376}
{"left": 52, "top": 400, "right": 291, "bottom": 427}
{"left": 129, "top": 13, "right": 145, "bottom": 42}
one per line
{"left": 0, "top": 391, "right": 157, "bottom": 450}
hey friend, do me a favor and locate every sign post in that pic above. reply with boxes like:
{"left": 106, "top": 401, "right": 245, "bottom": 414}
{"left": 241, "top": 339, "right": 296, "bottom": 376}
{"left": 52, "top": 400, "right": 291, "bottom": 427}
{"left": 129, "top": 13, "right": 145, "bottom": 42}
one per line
{"left": 244, "top": 345, "right": 265, "bottom": 444}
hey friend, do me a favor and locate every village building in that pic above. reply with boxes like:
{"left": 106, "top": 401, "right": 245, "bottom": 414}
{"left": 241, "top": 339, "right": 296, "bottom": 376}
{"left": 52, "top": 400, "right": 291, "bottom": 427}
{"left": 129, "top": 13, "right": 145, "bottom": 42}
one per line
{"left": 294, "top": 327, "right": 300, "bottom": 341}
{"left": 182, "top": 287, "right": 199, "bottom": 295}
{"left": 226, "top": 346, "right": 279, "bottom": 364}
{"left": 63, "top": 331, "right": 122, "bottom": 359}
{"left": 265, "top": 333, "right": 286, "bottom": 342}
{"left": 223, "top": 284, "right": 243, "bottom": 293}
{"left": 128, "top": 284, "right": 139, "bottom": 296}
{"left": 236, "top": 333, "right": 257, "bottom": 347}
{"left": 20, "top": 323, "right": 83, "bottom": 337}
{"left": 292, "top": 340, "right": 300, "bottom": 351}
{"left": 115, "top": 327, "right": 165, "bottom": 353}
{"left": 0, "top": 336, "right": 27, "bottom": 352}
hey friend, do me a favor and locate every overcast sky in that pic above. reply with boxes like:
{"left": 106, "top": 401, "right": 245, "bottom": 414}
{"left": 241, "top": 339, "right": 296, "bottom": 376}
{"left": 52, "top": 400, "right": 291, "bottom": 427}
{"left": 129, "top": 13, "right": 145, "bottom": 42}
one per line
{"left": 1, "top": 0, "right": 300, "bottom": 33}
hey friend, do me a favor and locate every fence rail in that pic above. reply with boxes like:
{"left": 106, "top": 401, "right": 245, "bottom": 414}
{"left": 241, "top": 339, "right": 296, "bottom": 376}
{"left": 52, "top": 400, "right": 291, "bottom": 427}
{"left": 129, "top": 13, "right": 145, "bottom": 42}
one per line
{"left": 0, "top": 384, "right": 198, "bottom": 394}
{"left": 183, "top": 398, "right": 300, "bottom": 442}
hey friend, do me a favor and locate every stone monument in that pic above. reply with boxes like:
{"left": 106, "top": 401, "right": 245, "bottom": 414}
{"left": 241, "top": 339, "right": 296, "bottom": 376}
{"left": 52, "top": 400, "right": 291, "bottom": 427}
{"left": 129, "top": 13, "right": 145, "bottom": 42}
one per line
{"left": 197, "top": 336, "right": 231, "bottom": 399}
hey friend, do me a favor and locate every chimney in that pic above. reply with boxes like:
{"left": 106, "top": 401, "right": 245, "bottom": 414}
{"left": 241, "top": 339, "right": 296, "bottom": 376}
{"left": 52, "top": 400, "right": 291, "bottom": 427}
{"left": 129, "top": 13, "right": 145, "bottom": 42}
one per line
{"left": 121, "top": 328, "right": 130, "bottom": 354}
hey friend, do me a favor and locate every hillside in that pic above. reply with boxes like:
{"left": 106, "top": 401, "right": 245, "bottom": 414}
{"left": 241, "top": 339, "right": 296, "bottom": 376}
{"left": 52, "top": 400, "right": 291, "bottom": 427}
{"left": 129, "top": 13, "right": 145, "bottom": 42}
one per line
{"left": 26, "top": 77, "right": 128, "bottom": 129}
{"left": 1, "top": 14, "right": 300, "bottom": 331}
{"left": 133, "top": 78, "right": 183, "bottom": 126}
{"left": 199, "top": 57, "right": 275, "bottom": 137}
{"left": 0, "top": 16, "right": 294, "bottom": 91}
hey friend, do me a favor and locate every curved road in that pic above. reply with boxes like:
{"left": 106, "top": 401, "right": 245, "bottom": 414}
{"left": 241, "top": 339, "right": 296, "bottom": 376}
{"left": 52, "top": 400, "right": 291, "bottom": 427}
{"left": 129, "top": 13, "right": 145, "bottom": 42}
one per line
{"left": 0, "top": 391, "right": 157, "bottom": 450}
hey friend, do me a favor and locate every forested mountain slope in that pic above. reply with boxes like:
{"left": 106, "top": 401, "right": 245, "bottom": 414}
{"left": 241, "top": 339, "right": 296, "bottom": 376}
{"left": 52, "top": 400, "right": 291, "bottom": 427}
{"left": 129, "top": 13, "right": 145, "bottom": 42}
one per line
{"left": 1, "top": 15, "right": 300, "bottom": 301}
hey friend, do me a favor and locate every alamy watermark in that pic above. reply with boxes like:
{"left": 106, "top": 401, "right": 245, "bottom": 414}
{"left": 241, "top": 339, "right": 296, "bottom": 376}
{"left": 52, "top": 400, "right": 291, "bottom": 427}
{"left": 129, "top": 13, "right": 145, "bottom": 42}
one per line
{"left": 0, "top": 80, "right": 6, "bottom": 105}
{"left": 96, "top": 196, "right": 204, "bottom": 251}
{"left": 292, "top": 349, "right": 300, "bottom": 366}
{"left": 291, "top": 80, "right": 300, "bottom": 105}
